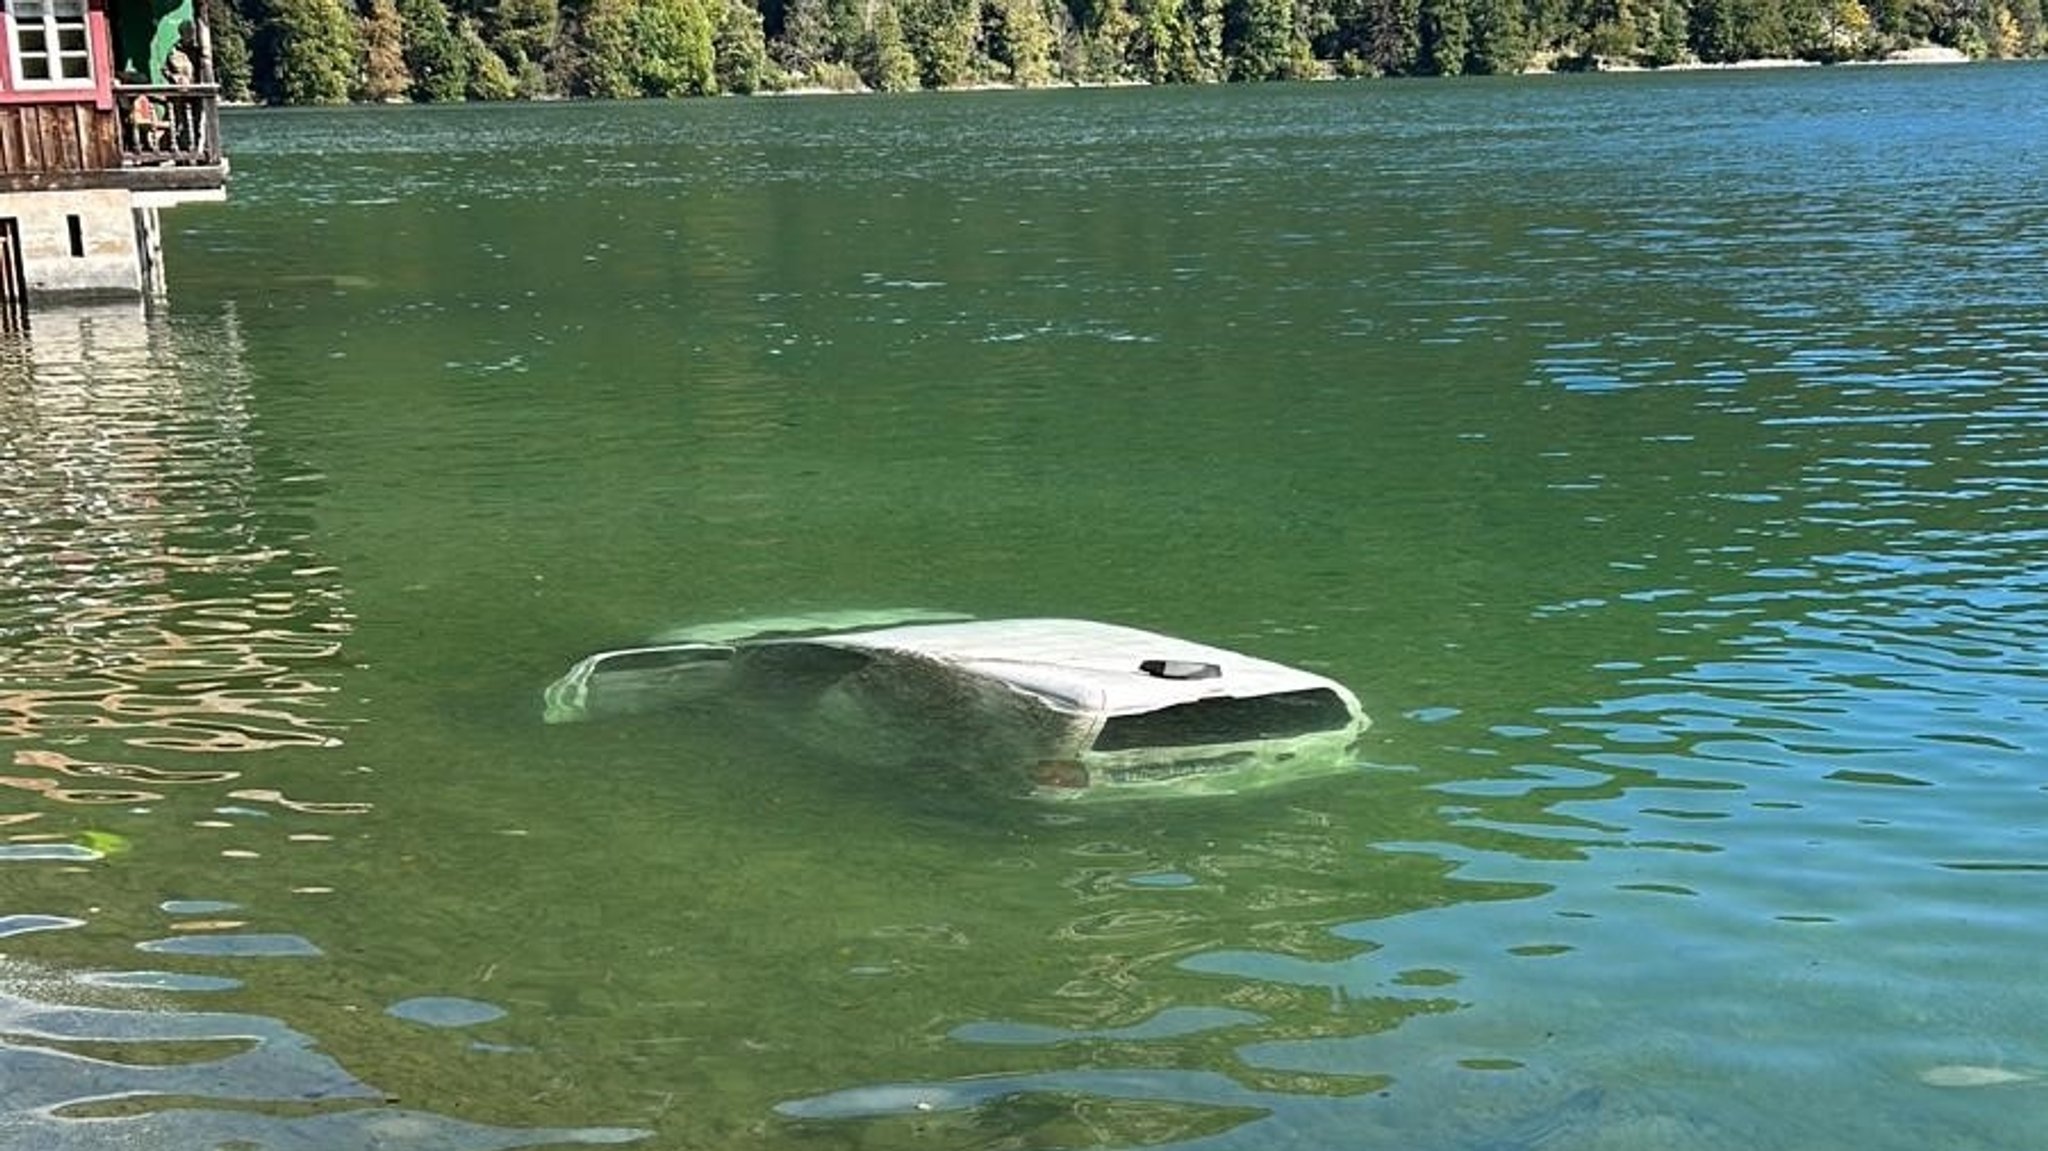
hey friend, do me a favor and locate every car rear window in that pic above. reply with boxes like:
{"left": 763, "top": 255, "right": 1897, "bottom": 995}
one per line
{"left": 1091, "top": 689, "right": 1354, "bottom": 751}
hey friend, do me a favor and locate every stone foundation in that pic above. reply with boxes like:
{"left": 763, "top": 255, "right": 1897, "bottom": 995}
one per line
{"left": 0, "top": 188, "right": 151, "bottom": 301}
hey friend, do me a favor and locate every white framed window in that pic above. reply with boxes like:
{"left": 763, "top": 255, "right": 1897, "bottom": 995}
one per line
{"left": 8, "top": 0, "right": 94, "bottom": 88}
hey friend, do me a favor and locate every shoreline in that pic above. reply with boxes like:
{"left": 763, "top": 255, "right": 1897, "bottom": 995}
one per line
{"left": 221, "top": 44, "right": 1980, "bottom": 108}
{"left": 774, "top": 43, "right": 1978, "bottom": 97}
{"left": 1571, "top": 44, "right": 1971, "bottom": 72}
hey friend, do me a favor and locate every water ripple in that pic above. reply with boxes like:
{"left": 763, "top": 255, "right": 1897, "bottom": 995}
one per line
{"left": 0, "top": 309, "right": 353, "bottom": 762}
{"left": 0, "top": 962, "right": 645, "bottom": 1149}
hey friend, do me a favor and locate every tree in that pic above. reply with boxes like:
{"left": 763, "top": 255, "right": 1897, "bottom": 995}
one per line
{"left": 1125, "top": 0, "right": 1219, "bottom": 78}
{"left": 1687, "top": 0, "right": 1743, "bottom": 55}
{"left": 903, "top": 0, "right": 981, "bottom": 84}
{"left": 1356, "top": 0, "right": 1419, "bottom": 71}
{"left": 489, "top": 0, "right": 561, "bottom": 70}
{"left": 1584, "top": 14, "right": 1638, "bottom": 57}
{"left": 1125, "top": 0, "right": 1184, "bottom": 78}
{"left": 1520, "top": 0, "right": 1571, "bottom": 55}
{"left": 775, "top": 0, "right": 839, "bottom": 72}
{"left": 1076, "top": 0, "right": 1138, "bottom": 76}
{"left": 359, "top": 0, "right": 414, "bottom": 99}
{"left": 1317, "top": 0, "right": 1368, "bottom": 68}
{"left": 203, "top": 0, "right": 257, "bottom": 99}
{"left": 1751, "top": 0, "right": 1796, "bottom": 53}
{"left": 859, "top": 0, "right": 923, "bottom": 86}
{"left": 1987, "top": 1, "right": 2022, "bottom": 50}
{"left": 398, "top": 0, "right": 468, "bottom": 99}
{"left": 511, "top": 47, "right": 551, "bottom": 92}
{"left": 569, "top": 0, "right": 639, "bottom": 93}
{"left": 1817, "top": 0, "right": 1874, "bottom": 52}
{"left": 986, "top": 0, "right": 1058, "bottom": 81}
{"left": 2016, "top": 0, "right": 2046, "bottom": 50}
{"left": 631, "top": 0, "right": 718, "bottom": 94}
{"left": 459, "top": 15, "right": 519, "bottom": 96}
{"left": 1773, "top": 0, "right": 1824, "bottom": 52}
{"left": 255, "top": 0, "right": 360, "bottom": 103}
{"left": 1865, "top": 0, "right": 1910, "bottom": 39}
{"left": 1187, "top": 0, "right": 1227, "bottom": 75}
{"left": 1636, "top": 0, "right": 1687, "bottom": 60}
{"left": 714, "top": 0, "right": 772, "bottom": 90}
{"left": 1464, "top": 0, "right": 1527, "bottom": 68}
{"left": 1227, "top": 0, "right": 1313, "bottom": 76}
{"left": 1417, "top": 0, "right": 1468, "bottom": 70}
{"left": 194, "top": 0, "right": 2048, "bottom": 103}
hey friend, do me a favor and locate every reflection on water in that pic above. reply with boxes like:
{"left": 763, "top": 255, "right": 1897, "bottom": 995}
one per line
{"left": 389, "top": 995, "right": 510, "bottom": 1028}
{"left": 0, "top": 304, "right": 360, "bottom": 877}
{"left": 74, "top": 970, "right": 244, "bottom": 992}
{"left": 0, "top": 307, "right": 646, "bottom": 1147}
{"left": 950, "top": 1005, "right": 1267, "bottom": 1047}
{"left": 135, "top": 932, "right": 326, "bottom": 957}
{"left": 0, "top": 305, "right": 348, "bottom": 769}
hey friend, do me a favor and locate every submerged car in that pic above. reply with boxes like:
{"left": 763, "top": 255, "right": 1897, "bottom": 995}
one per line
{"left": 543, "top": 612, "right": 1370, "bottom": 800}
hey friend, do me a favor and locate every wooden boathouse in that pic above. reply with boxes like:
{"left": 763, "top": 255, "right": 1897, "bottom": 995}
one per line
{"left": 0, "top": 0, "right": 224, "bottom": 320}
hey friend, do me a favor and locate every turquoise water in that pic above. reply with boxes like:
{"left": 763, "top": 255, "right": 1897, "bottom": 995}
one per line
{"left": 4, "top": 64, "right": 2048, "bottom": 1149}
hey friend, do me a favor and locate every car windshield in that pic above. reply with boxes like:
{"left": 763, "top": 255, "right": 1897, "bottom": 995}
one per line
{"left": 1090, "top": 688, "right": 1355, "bottom": 752}
{"left": 543, "top": 643, "right": 735, "bottom": 724}
{"left": 591, "top": 646, "right": 733, "bottom": 673}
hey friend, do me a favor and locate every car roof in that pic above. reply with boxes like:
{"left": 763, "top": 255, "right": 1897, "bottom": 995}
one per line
{"left": 762, "top": 618, "right": 1357, "bottom": 716}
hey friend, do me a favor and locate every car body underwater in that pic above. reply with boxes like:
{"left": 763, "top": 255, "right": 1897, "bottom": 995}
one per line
{"left": 543, "top": 611, "right": 1372, "bottom": 801}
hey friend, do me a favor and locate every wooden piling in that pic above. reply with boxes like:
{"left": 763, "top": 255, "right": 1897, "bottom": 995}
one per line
{"left": 0, "top": 217, "right": 26, "bottom": 330}
{"left": 134, "top": 205, "right": 166, "bottom": 300}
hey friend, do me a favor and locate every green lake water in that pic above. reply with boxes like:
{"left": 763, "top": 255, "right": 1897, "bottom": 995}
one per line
{"left": 4, "top": 63, "right": 2048, "bottom": 1149}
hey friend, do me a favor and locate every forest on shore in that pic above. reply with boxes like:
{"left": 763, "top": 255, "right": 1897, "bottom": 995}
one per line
{"left": 205, "top": 0, "right": 2043, "bottom": 104}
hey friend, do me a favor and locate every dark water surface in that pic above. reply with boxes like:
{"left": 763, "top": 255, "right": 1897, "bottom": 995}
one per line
{"left": 5, "top": 64, "right": 2048, "bottom": 1149}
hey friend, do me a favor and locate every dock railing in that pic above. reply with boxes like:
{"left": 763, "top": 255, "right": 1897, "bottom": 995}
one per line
{"left": 114, "top": 84, "right": 223, "bottom": 169}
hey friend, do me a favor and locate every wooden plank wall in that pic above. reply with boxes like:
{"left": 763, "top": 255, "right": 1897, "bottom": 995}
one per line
{"left": 0, "top": 104, "right": 121, "bottom": 177}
